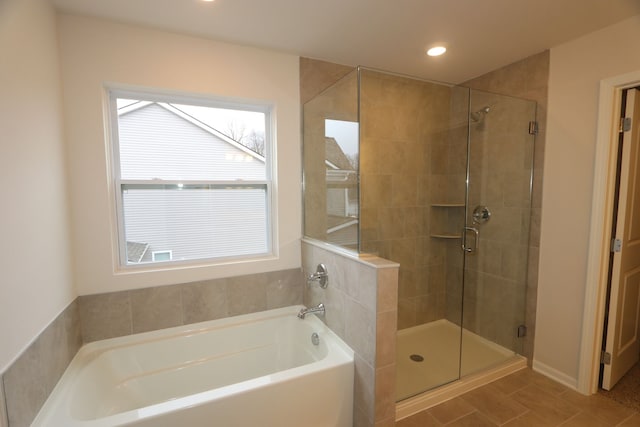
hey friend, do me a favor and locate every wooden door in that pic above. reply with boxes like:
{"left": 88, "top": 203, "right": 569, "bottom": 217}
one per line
{"left": 603, "top": 88, "right": 640, "bottom": 390}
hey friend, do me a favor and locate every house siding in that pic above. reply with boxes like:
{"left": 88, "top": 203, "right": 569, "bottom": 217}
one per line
{"left": 123, "top": 188, "right": 268, "bottom": 262}
{"left": 118, "top": 103, "right": 265, "bottom": 181}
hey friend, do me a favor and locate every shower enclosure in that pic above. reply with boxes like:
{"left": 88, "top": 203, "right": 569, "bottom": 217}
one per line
{"left": 303, "top": 67, "right": 536, "bottom": 402}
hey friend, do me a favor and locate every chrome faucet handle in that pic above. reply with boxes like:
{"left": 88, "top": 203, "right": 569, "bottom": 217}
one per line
{"left": 307, "top": 264, "right": 328, "bottom": 288}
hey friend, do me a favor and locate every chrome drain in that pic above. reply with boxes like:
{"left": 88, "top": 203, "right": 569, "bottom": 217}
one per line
{"left": 409, "top": 354, "right": 424, "bottom": 362}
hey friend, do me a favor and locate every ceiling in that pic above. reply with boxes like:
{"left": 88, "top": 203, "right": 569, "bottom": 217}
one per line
{"left": 51, "top": 0, "right": 640, "bottom": 83}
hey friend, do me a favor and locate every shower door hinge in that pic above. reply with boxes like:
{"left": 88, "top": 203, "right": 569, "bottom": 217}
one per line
{"left": 528, "top": 121, "right": 539, "bottom": 135}
{"left": 517, "top": 324, "right": 527, "bottom": 338}
{"left": 620, "top": 117, "right": 632, "bottom": 133}
{"left": 601, "top": 351, "right": 612, "bottom": 365}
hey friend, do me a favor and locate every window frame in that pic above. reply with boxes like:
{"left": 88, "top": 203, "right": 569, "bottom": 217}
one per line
{"left": 105, "top": 86, "right": 275, "bottom": 270}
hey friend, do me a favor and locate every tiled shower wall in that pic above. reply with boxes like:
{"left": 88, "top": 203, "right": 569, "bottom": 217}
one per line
{"left": 0, "top": 268, "right": 302, "bottom": 427}
{"left": 359, "top": 70, "right": 464, "bottom": 330}
{"left": 302, "top": 239, "right": 398, "bottom": 427}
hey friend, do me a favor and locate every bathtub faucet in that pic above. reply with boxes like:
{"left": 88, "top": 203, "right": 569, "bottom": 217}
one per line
{"left": 297, "top": 303, "right": 325, "bottom": 319}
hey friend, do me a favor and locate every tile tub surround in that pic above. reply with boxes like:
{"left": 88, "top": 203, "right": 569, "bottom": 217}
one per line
{"left": 79, "top": 268, "right": 303, "bottom": 342}
{"left": 302, "top": 239, "right": 399, "bottom": 427}
{"left": 1, "top": 377, "right": 8, "bottom": 427}
{"left": 2, "top": 301, "right": 81, "bottom": 427}
{"left": 0, "top": 268, "right": 302, "bottom": 427}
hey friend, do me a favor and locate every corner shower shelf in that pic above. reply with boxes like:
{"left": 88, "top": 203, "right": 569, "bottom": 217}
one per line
{"left": 430, "top": 204, "right": 464, "bottom": 239}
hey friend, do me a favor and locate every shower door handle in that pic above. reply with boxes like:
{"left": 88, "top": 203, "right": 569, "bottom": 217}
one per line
{"left": 461, "top": 226, "right": 479, "bottom": 253}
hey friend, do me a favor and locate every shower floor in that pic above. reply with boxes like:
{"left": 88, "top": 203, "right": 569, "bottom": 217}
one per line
{"left": 396, "top": 319, "right": 516, "bottom": 401}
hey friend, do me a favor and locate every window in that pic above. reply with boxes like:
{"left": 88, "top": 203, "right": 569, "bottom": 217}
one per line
{"left": 152, "top": 250, "right": 172, "bottom": 262}
{"left": 107, "top": 88, "right": 272, "bottom": 267}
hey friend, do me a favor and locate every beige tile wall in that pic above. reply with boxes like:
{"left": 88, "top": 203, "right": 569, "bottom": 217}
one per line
{"left": 359, "top": 69, "right": 454, "bottom": 330}
{"left": 1, "top": 377, "right": 8, "bottom": 427}
{"left": 300, "top": 57, "right": 354, "bottom": 105}
{"left": 302, "top": 239, "right": 399, "bottom": 427}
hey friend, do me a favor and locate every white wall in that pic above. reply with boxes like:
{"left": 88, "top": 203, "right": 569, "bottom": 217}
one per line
{"left": 535, "top": 14, "right": 640, "bottom": 385}
{"left": 57, "top": 14, "right": 301, "bottom": 295}
{"left": 0, "top": 0, "right": 75, "bottom": 372}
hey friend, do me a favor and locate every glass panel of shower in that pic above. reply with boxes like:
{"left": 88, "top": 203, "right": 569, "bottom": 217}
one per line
{"left": 301, "top": 67, "right": 536, "bottom": 403}
{"left": 460, "top": 91, "right": 536, "bottom": 377}
{"left": 302, "top": 70, "right": 359, "bottom": 251}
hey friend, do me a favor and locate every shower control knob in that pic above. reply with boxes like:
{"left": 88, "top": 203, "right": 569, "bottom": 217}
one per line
{"left": 472, "top": 205, "right": 491, "bottom": 224}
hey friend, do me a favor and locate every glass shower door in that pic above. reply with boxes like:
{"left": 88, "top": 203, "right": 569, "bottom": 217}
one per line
{"left": 390, "top": 80, "right": 471, "bottom": 400}
{"left": 460, "top": 90, "right": 537, "bottom": 377}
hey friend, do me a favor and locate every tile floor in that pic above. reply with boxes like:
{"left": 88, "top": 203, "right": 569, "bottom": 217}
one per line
{"left": 397, "top": 368, "right": 640, "bottom": 426}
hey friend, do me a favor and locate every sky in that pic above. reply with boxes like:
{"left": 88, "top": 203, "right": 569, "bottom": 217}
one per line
{"left": 325, "top": 119, "right": 358, "bottom": 157}
{"left": 175, "top": 103, "right": 265, "bottom": 138}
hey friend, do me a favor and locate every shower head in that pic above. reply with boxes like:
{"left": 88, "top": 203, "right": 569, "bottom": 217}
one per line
{"left": 470, "top": 106, "right": 490, "bottom": 123}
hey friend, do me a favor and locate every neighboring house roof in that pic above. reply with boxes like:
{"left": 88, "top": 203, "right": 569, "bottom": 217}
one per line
{"left": 327, "top": 216, "right": 358, "bottom": 234}
{"left": 325, "top": 137, "right": 354, "bottom": 171}
{"left": 118, "top": 101, "right": 265, "bottom": 162}
{"left": 117, "top": 101, "right": 266, "bottom": 182}
{"left": 126, "top": 241, "right": 149, "bottom": 263}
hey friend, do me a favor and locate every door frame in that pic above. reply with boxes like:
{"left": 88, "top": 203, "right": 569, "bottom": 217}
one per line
{"left": 579, "top": 70, "right": 640, "bottom": 394}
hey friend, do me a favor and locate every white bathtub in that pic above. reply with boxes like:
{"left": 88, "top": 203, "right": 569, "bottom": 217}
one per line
{"left": 32, "top": 306, "right": 354, "bottom": 427}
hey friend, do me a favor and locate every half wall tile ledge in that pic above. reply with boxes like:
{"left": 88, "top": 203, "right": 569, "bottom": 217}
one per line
{"left": 302, "top": 237, "right": 400, "bottom": 269}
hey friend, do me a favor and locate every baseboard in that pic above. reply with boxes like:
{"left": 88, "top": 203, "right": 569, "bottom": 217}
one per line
{"left": 532, "top": 359, "right": 579, "bottom": 391}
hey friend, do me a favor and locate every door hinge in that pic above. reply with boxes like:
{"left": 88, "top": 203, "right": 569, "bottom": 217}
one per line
{"left": 528, "top": 121, "right": 539, "bottom": 135}
{"left": 517, "top": 324, "right": 527, "bottom": 338}
{"left": 611, "top": 238, "right": 622, "bottom": 253}
{"left": 601, "top": 351, "right": 612, "bottom": 365}
{"left": 620, "top": 117, "right": 632, "bottom": 133}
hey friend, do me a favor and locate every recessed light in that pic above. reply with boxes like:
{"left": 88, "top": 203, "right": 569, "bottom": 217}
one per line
{"left": 427, "top": 46, "right": 447, "bottom": 57}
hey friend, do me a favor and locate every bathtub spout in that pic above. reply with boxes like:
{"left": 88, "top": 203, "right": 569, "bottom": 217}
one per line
{"left": 297, "top": 303, "right": 325, "bottom": 319}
